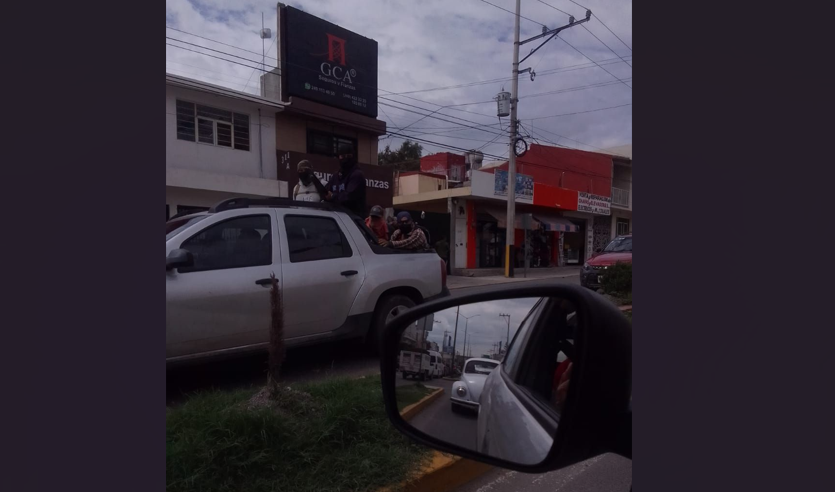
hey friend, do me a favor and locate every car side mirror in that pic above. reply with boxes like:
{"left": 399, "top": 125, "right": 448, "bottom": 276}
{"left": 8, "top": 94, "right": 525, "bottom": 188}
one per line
{"left": 166, "top": 248, "right": 194, "bottom": 271}
{"left": 380, "top": 283, "right": 631, "bottom": 474}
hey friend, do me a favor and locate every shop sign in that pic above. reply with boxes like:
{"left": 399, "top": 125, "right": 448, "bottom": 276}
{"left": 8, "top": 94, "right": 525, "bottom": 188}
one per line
{"left": 281, "top": 6, "right": 378, "bottom": 117}
{"left": 470, "top": 170, "right": 534, "bottom": 204}
{"left": 577, "top": 192, "right": 611, "bottom": 215}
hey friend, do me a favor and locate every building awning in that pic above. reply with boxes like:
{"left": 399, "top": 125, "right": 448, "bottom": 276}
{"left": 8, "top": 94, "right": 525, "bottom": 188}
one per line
{"left": 486, "top": 208, "right": 539, "bottom": 230}
{"left": 532, "top": 214, "right": 579, "bottom": 232}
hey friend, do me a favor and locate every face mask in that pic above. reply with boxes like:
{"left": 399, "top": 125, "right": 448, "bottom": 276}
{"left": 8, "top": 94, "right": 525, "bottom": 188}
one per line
{"left": 399, "top": 223, "right": 412, "bottom": 234}
{"left": 299, "top": 173, "right": 311, "bottom": 186}
{"left": 339, "top": 157, "right": 354, "bottom": 172}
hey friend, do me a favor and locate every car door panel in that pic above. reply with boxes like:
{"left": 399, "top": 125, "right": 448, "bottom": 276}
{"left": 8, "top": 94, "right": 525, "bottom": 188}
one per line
{"left": 278, "top": 211, "right": 366, "bottom": 339}
{"left": 166, "top": 211, "right": 279, "bottom": 359}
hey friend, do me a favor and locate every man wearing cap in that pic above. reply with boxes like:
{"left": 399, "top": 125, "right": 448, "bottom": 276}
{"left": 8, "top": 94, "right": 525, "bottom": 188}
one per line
{"left": 388, "top": 211, "right": 428, "bottom": 250}
{"left": 324, "top": 152, "right": 367, "bottom": 217}
{"left": 365, "top": 205, "right": 389, "bottom": 244}
{"left": 293, "top": 160, "right": 326, "bottom": 202}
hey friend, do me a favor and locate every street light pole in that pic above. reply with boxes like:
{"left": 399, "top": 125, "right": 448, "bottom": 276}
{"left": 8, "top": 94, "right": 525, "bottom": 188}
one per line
{"left": 451, "top": 305, "right": 460, "bottom": 370}
{"left": 461, "top": 313, "right": 481, "bottom": 362}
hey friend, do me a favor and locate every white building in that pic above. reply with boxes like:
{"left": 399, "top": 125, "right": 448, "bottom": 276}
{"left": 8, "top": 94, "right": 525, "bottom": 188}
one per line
{"left": 165, "top": 74, "right": 287, "bottom": 219}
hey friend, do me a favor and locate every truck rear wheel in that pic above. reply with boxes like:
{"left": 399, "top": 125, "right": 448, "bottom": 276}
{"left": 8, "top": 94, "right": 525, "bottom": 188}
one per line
{"left": 368, "top": 294, "right": 417, "bottom": 354}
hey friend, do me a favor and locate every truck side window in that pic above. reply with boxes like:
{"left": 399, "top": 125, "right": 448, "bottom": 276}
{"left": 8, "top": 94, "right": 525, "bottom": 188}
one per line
{"left": 179, "top": 215, "right": 272, "bottom": 273}
{"left": 285, "top": 215, "right": 353, "bottom": 263}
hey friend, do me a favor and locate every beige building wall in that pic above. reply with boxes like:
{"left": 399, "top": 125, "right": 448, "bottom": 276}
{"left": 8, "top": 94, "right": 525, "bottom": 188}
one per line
{"left": 398, "top": 174, "right": 447, "bottom": 196}
{"left": 274, "top": 113, "right": 378, "bottom": 165}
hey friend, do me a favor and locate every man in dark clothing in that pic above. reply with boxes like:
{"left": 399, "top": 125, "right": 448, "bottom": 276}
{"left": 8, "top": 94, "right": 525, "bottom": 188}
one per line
{"left": 324, "top": 153, "right": 367, "bottom": 217}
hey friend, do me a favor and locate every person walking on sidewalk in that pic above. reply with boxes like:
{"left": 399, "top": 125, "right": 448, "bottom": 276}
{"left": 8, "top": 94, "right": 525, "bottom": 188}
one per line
{"left": 388, "top": 211, "right": 428, "bottom": 250}
{"left": 324, "top": 153, "right": 367, "bottom": 217}
{"left": 293, "top": 160, "right": 327, "bottom": 202}
{"left": 365, "top": 205, "right": 389, "bottom": 245}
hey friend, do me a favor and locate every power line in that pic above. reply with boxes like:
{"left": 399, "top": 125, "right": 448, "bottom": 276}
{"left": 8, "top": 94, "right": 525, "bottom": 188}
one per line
{"left": 475, "top": 0, "right": 546, "bottom": 27}
{"left": 166, "top": 25, "right": 279, "bottom": 61}
{"left": 558, "top": 36, "right": 632, "bottom": 89}
{"left": 565, "top": 1, "right": 633, "bottom": 52}
{"left": 535, "top": 0, "right": 573, "bottom": 17}
{"left": 243, "top": 35, "right": 278, "bottom": 92}
{"left": 581, "top": 24, "right": 631, "bottom": 67}
{"left": 529, "top": 103, "right": 632, "bottom": 121}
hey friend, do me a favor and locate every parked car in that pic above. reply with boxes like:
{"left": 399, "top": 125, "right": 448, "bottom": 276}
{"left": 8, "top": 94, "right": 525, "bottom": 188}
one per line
{"left": 165, "top": 198, "right": 449, "bottom": 364}
{"left": 400, "top": 350, "right": 432, "bottom": 380}
{"left": 450, "top": 358, "right": 499, "bottom": 413}
{"left": 580, "top": 234, "right": 632, "bottom": 290}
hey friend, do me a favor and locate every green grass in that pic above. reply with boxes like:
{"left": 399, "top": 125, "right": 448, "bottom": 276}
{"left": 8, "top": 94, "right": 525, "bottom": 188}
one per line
{"left": 395, "top": 383, "right": 433, "bottom": 411}
{"left": 166, "top": 375, "right": 431, "bottom": 492}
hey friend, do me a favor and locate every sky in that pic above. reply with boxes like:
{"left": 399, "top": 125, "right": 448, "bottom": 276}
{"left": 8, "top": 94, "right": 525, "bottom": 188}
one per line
{"left": 165, "top": 0, "right": 631, "bottom": 159}
{"left": 424, "top": 297, "right": 540, "bottom": 358}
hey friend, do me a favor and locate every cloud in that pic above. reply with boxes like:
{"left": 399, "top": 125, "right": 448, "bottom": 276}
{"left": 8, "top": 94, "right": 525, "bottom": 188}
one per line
{"left": 166, "top": 0, "right": 631, "bottom": 154}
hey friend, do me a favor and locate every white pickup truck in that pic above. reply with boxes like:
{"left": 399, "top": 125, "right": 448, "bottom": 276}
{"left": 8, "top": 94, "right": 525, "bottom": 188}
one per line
{"left": 165, "top": 198, "right": 449, "bottom": 364}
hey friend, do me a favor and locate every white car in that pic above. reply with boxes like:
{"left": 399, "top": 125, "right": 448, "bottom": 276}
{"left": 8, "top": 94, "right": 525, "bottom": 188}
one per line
{"left": 450, "top": 358, "right": 499, "bottom": 413}
{"left": 165, "top": 198, "right": 449, "bottom": 364}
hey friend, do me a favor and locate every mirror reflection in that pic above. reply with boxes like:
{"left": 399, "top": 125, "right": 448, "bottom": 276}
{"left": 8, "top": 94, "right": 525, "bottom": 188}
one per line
{"left": 394, "top": 296, "right": 577, "bottom": 466}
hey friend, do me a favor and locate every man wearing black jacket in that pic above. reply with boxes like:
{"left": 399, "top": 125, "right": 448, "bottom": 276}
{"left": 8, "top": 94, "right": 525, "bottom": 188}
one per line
{"left": 324, "top": 153, "right": 367, "bottom": 217}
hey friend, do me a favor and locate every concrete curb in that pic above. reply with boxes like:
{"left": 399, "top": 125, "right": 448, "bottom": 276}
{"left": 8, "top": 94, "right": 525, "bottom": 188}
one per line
{"left": 395, "top": 452, "right": 493, "bottom": 492}
{"left": 400, "top": 386, "right": 444, "bottom": 422}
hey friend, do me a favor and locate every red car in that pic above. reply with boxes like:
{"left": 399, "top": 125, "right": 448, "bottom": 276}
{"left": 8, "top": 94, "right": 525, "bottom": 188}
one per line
{"left": 580, "top": 234, "right": 632, "bottom": 290}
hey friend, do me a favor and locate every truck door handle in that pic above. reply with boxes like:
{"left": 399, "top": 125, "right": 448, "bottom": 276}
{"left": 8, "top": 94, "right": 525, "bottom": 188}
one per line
{"left": 255, "top": 278, "right": 274, "bottom": 286}
{"left": 341, "top": 270, "right": 358, "bottom": 277}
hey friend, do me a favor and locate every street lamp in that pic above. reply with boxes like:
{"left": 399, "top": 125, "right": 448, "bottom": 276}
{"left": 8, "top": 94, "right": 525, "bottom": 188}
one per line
{"left": 461, "top": 314, "right": 481, "bottom": 361}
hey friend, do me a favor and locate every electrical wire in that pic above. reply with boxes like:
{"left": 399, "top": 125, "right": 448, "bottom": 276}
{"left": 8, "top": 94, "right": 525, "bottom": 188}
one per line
{"left": 475, "top": 0, "right": 546, "bottom": 27}
{"left": 166, "top": 25, "right": 279, "bottom": 60}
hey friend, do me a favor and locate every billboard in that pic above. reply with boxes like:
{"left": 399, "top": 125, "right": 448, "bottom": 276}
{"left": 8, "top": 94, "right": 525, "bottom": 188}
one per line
{"left": 276, "top": 149, "right": 393, "bottom": 208}
{"left": 281, "top": 5, "right": 378, "bottom": 117}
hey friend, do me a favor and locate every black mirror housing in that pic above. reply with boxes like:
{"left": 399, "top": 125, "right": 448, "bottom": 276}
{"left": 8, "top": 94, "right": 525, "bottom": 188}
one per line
{"left": 380, "top": 282, "right": 631, "bottom": 474}
{"left": 166, "top": 249, "right": 194, "bottom": 271}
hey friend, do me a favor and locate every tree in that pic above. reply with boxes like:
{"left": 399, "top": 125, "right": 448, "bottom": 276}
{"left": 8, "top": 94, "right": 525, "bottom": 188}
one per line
{"left": 378, "top": 139, "right": 423, "bottom": 171}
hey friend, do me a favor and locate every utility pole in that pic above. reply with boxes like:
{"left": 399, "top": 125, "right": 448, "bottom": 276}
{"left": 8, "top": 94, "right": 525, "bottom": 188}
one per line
{"left": 499, "top": 313, "right": 511, "bottom": 346}
{"left": 504, "top": 4, "right": 591, "bottom": 278}
{"left": 504, "top": 0, "right": 522, "bottom": 278}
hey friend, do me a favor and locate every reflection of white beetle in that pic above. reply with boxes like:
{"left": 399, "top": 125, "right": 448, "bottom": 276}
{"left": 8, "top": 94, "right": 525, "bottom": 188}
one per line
{"left": 450, "top": 358, "right": 499, "bottom": 413}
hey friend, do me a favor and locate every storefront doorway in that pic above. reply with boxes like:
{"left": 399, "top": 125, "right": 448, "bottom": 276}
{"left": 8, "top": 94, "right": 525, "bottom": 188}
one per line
{"left": 476, "top": 217, "right": 504, "bottom": 268}
{"left": 561, "top": 219, "right": 586, "bottom": 265}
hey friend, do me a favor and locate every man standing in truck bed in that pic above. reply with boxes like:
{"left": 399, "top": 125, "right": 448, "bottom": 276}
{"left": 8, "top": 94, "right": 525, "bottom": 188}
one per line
{"left": 324, "top": 153, "right": 367, "bottom": 217}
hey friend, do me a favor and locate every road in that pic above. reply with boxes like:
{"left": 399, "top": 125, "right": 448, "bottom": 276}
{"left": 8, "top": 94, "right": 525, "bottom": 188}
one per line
{"left": 454, "top": 453, "right": 632, "bottom": 492}
{"left": 401, "top": 377, "right": 479, "bottom": 452}
{"left": 166, "top": 273, "right": 580, "bottom": 405}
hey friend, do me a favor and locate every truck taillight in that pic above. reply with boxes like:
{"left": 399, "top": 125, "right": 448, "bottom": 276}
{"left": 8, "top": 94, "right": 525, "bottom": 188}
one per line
{"left": 440, "top": 259, "right": 447, "bottom": 288}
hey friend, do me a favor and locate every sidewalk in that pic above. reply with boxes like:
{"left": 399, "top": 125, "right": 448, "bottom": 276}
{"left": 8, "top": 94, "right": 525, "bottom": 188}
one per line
{"left": 447, "top": 267, "right": 580, "bottom": 290}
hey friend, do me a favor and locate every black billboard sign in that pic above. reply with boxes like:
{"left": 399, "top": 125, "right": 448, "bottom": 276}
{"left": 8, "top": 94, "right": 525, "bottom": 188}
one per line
{"left": 281, "top": 6, "right": 378, "bottom": 118}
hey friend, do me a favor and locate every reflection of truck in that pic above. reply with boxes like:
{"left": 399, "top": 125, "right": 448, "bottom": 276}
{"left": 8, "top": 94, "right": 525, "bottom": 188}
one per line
{"left": 400, "top": 350, "right": 432, "bottom": 380}
{"left": 428, "top": 350, "right": 445, "bottom": 378}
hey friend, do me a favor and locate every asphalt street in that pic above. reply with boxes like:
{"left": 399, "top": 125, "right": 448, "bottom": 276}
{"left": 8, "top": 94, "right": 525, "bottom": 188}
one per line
{"left": 400, "top": 377, "right": 479, "bottom": 452}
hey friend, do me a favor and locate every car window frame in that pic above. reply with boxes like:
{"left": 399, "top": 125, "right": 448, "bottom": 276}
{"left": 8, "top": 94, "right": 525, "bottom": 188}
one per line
{"left": 502, "top": 297, "right": 546, "bottom": 380}
{"left": 283, "top": 214, "right": 354, "bottom": 263}
{"left": 176, "top": 213, "right": 273, "bottom": 274}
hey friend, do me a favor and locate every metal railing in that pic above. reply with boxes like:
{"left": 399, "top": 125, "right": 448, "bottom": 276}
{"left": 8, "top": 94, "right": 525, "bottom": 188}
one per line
{"left": 612, "top": 187, "right": 630, "bottom": 208}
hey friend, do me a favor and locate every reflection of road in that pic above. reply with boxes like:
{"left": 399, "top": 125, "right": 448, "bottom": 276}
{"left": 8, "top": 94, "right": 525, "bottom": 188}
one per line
{"left": 400, "top": 376, "right": 478, "bottom": 452}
